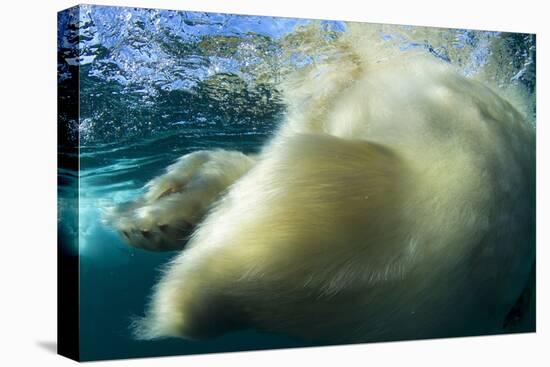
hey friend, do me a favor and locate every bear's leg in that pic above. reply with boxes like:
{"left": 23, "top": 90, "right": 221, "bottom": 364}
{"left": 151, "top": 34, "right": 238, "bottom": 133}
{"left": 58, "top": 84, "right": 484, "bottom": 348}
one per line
{"left": 105, "top": 150, "right": 256, "bottom": 251}
{"left": 132, "top": 134, "right": 412, "bottom": 341}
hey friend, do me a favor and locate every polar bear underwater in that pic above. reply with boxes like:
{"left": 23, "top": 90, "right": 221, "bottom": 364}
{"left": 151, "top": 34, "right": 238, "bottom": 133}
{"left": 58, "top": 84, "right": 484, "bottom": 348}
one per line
{"left": 106, "top": 25, "right": 535, "bottom": 344}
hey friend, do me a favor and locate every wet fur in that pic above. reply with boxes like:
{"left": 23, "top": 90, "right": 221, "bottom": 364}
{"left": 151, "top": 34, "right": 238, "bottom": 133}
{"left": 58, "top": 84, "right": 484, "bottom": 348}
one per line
{"left": 108, "top": 31, "right": 535, "bottom": 342}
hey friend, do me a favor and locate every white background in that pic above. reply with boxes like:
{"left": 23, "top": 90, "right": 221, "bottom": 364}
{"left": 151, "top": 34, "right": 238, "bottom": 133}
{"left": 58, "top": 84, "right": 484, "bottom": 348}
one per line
{"left": 0, "top": 0, "right": 548, "bottom": 365}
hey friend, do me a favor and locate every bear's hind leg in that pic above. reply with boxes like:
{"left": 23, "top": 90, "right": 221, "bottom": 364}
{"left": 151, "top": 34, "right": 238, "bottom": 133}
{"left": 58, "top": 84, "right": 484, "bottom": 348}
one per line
{"left": 104, "top": 150, "right": 256, "bottom": 251}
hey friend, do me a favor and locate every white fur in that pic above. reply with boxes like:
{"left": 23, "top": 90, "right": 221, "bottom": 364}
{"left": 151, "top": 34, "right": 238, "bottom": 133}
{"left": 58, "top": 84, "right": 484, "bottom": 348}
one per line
{"left": 105, "top": 150, "right": 256, "bottom": 250}
{"left": 116, "top": 30, "right": 535, "bottom": 342}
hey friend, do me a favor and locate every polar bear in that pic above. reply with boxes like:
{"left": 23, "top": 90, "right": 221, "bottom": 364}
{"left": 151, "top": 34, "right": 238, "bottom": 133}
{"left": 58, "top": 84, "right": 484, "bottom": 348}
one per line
{"left": 107, "top": 27, "right": 535, "bottom": 343}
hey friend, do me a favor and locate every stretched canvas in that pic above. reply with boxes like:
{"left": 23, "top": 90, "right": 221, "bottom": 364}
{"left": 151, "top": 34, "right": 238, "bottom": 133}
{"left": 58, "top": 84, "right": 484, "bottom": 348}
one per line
{"left": 57, "top": 4, "right": 536, "bottom": 361}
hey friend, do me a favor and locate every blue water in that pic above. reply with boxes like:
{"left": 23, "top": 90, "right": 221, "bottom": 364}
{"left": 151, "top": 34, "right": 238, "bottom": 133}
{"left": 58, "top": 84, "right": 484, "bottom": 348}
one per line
{"left": 57, "top": 5, "right": 536, "bottom": 361}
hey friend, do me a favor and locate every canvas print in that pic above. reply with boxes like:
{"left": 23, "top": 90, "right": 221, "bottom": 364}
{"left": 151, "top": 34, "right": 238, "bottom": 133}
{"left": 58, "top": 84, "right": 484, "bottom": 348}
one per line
{"left": 57, "top": 4, "right": 536, "bottom": 361}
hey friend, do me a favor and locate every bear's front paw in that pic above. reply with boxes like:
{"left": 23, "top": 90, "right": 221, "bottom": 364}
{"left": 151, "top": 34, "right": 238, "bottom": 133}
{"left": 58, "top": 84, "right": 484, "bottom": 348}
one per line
{"left": 104, "top": 150, "right": 255, "bottom": 251}
{"left": 103, "top": 198, "right": 196, "bottom": 251}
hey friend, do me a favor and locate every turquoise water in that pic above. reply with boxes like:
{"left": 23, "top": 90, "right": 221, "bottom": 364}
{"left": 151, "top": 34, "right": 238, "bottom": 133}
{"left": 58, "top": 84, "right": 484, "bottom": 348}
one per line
{"left": 57, "top": 5, "right": 535, "bottom": 361}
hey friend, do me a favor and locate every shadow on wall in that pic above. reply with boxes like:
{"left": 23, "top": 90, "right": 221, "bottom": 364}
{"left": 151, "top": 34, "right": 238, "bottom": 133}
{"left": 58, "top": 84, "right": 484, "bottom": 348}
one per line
{"left": 36, "top": 340, "right": 57, "bottom": 354}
